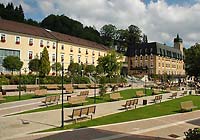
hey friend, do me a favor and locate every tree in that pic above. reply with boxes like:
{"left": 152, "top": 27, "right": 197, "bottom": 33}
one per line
{"left": 85, "top": 65, "right": 95, "bottom": 75}
{"left": 184, "top": 43, "right": 200, "bottom": 78}
{"left": 97, "top": 51, "right": 122, "bottom": 77}
{"left": 68, "top": 62, "right": 82, "bottom": 75}
{"left": 2, "top": 56, "right": 23, "bottom": 74}
{"left": 39, "top": 47, "right": 50, "bottom": 77}
{"left": 100, "top": 24, "right": 117, "bottom": 48}
{"left": 51, "top": 62, "right": 62, "bottom": 73}
{"left": 126, "top": 25, "right": 142, "bottom": 45}
{"left": 96, "top": 65, "right": 104, "bottom": 75}
{"left": 28, "top": 58, "right": 40, "bottom": 73}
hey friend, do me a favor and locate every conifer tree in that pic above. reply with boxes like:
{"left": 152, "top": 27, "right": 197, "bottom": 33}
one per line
{"left": 39, "top": 47, "right": 50, "bottom": 77}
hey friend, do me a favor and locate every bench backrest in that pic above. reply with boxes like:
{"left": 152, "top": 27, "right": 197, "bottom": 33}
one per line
{"left": 72, "top": 108, "right": 81, "bottom": 118}
{"left": 136, "top": 90, "right": 144, "bottom": 96}
{"left": 125, "top": 100, "right": 131, "bottom": 106}
{"left": 77, "top": 84, "right": 88, "bottom": 89}
{"left": 81, "top": 107, "right": 88, "bottom": 115}
{"left": 88, "top": 106, "right": 96, "bottom": 115}
{"left": 45, "top": 96, "right": 52, "bottom": 102}
{"left": 131, "top": 99, "right": 138, "bottom": 105}
{"left": 69, "top": 96, "right": 86, "bottom": 102}
{"left": 1, "top": 85, "right": 18, "bottom": 91}
{"left": 46, "top": 84, "right": 58, "bottom": 89}
{"left": 172, "top": 92, "right": 177, "bottom": 96}
{"left": 65, "top": 84, "right": 74, "bottom": 93}
{"left": 80, "top": 91, "right": 89, "bottom": 96}
{"left": 51, "top": 95, "right": 56, "bottom": 102}
{"left": 155, "top": 95, "right": 162, "bottom": 100}
{"left": 35, "top": 89, "right": 47, "bottom": 96}
{"left": 181, "top": 101, "right": 194, "bottom": 109}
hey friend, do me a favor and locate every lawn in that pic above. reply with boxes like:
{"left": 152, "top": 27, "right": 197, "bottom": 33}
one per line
{"left": 0, "top": 93, "right": 58, "bottom": 104}
{"left": 11, "top": 88, "right": 153, "bottom": 115}
{"left": 46, "top": 95, "right": 200, "bottom": 131}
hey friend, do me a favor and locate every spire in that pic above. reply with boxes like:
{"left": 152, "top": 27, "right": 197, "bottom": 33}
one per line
{"left": 174, "top": 34, "right": 183, "bottom": 43}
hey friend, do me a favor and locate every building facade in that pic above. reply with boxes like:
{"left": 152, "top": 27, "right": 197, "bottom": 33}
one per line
{"left": 127, "top": 35, "right": 185, "bottom": 76}
{"left": 0, "top": 19, "right": 108, "bottom": 74}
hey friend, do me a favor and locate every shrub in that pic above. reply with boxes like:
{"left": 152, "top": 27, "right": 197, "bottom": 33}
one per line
{"left": 0, "top": 76, "right": 10, "bottom": 85}
{"left": 72, "top": 75, "right": 90, "bottom": 84}
{"left": 184, "top": 128, "right": 200, "bottom": 140}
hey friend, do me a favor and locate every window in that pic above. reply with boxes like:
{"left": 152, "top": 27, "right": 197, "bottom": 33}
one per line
{"left": 86, "top": 57, "right": 88, "bottom": 64}
{"left": 78, "top": 55, "right": 81, "bottom": 63}
{"left": 135, "top": 56, "right": 138, "bottom": 60}
{"left": 70, "top": 47, "right": 73, "bottom": 52}
{"left": 92, "top": 51, "right": 95, "bottom": 56}
{"left": 99, "top": 52, "right": 101, "bottom": 56}
{"left": 150, "top": 62, "right": 153, "bottom": 67}
{"left": 40, "top": 40, "right": 43, "bottom": 47}
{"left": 86, "top": 49, "right": 88, "bottom": 55}
{"left": 92, "top": 57, "right": 95, "bottom": 64}
{"left": 61, "top": 45, "right": 64, "bottom": 50}
{"left": 47, "top": 41, "right": 50, "bottom": 48}
{"left": 78, "top": 48, "right": 81, "bottom": 53}
{"left": 1, "top": 34, "right": 6, "bottom": 42}
{"left": 140, "top": 55, "right": 142, "bottom": 60}
{"left": 150, "top": 54, "right": 153, "bottom": 60}
{"left": 61, "top": 54, "right": 64, "bottom": 62}
{"left": 16, "top": 36, "right": 20, "bottom": 44}
{"left": 150, "top": 48, "right": 153, "bottom": 53}
{"left": 52, "top": 54, "right": 55, "bottom": 62}
{"left": 28, "top": 51, "right": 33, "bottom": 60}
{"left": 29, "top": 38, "right": 33, "bottom": 46}
{"left": 53, "top": 42, "right": 56, "bottom": 49}
{"left": 70, "top": 55, "right": 73, "bottom": 63}
{"left": 145, "top": 55, "right": 148, "bottom": 60}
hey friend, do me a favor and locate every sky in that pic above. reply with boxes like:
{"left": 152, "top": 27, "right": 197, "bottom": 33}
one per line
{"left": 1, "top": 0, "right": 200, "bottom": 48}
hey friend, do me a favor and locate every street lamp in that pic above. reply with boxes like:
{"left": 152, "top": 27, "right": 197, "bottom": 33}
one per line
{"left": 61, "top": 62, "right": 64, "bottom": 128}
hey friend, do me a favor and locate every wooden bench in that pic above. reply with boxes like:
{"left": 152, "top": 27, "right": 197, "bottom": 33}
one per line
{"left": 26, "top": 85, "right": 40, "bottom": 92}
{"left": 1, "top": 85, "right": 19, "bottom": 95}
{"left": 41, "top": 94, "right": 60, "bottom": 106}
{"left": 69, "top": 106, "right": 96, "bottom": 123}
{"left": 46, "top": 84, "right": 59, "bottom": 90}
{"left": 64, "top": 84, "right": 74, "bottom": 94}
{"left": 180, "top": 101, "right": 197, "bottom": 112}
{"left": 78, "top": 90, "right": 89, "bottom": 97}
{"left": 170, "top": 92, "right": 177, "bottom": 99}
{"left": 122, "top": 99, "right": 138, "bottom": 110}
{"left": 68, "top": 96, "right": 88, "bottom": 105}
{"left": 136, "top": 90, "right": 145, "bottom": 97}
{"left": 110, "top": 92, "right": 123, "bottom": 101}
{"left": 152, "top": 89, "right": 161, "bottom": 95}
{"left": 77, "top": 84, "right": 88, "bottom": 89}
{"left": 35, "top": 89, "right": 47, "bottom": 96}
{"left": 153, "top": 95, "right": 162, "bottom": 103}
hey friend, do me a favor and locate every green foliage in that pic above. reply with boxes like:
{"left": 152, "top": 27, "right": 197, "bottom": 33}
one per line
{"left": 72, "top": 75, "right": 90, "bottom": 84}
{"left": 127, "top": 25, "right": 142, "bottom": 45}
{"left": 99, "top": 76, "right": 127, "bottom": 84}
{"left": 0, "top": 76, "right": 10, "bottom": 85}
{"left": 68, "top": 62, "right": 82, "bottom": 75}
{"left": 51, "top": 62, "right": 62, "bottom": 72}
{"left": 28, "top": 58, "right": 40, "bottom": 72}
{"left": 97, "top": 51, "right": 122, "bottom": 77}
{"left": 2, "top": 56, "right": 23, "bottom": 74}
{"left": 184, "top": 128, "right": 200, "bottom": 140}
{"left": 39, "top": 47, "right": 50, "bottom": 77}
{"left": 99, "top": 84, "right": 107, "bottom": 96}
{"left": 184, "top": 43, "right": 200, "bottom": 77}
{"left": 84, "top": 65, "right": 95, "bottom": 75}
{"left": 96, "top": 65, "right": 104, "bottom": 75}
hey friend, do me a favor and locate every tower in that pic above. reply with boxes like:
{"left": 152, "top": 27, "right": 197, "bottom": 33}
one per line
{"left": 174, "top": 34, "right": 184, "bottom": 54}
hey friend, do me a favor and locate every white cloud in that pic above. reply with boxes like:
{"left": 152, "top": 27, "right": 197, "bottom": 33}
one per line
{"left": 1, "top": 0, "right": 200, "bottom": 47}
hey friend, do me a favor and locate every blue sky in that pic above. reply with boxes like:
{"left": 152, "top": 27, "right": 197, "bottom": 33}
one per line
{"left": 1, "top": 0, "right": 200, "bottom": 48}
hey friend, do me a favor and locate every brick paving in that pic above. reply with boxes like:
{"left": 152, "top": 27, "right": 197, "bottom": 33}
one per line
{"left": 0, "top": 87, "right": 199, "bottom": 140}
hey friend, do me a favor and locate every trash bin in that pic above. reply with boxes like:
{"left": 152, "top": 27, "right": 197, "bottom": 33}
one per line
{"left": 143, "top": 99, "right": 147, "bottom": 105}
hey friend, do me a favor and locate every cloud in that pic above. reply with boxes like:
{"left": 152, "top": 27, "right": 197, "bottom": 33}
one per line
{"left": 1, "top": 0, "right": 200, "bottom": 47}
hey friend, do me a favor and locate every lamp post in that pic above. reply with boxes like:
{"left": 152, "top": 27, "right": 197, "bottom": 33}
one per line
{"left": 61, "top": 62, "right": 64, "bottom": 128}
{"left": 19, "top": 69, "right": 22, "bottom": 100}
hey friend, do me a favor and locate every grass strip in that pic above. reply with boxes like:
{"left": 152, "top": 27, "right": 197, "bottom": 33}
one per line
{"left": 11, "top": 88, "right": 153, "bottom": 115}
{"left": 45, "top": 95, "right": 200, "bottom": 132}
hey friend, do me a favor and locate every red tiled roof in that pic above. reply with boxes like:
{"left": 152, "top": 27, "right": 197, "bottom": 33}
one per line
{"left": 0, "top": 19, "right": 109, "bottom": 51}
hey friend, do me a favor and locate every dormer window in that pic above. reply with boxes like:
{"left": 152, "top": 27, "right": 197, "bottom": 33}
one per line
{"left": 29, "top": 38, "right": 33, "bottom": 46}
{"left": 70, "top": 47, "right": 73, "bottom": 52}
{"left": 1, "top": 34, "right": 6, "bottom": 42}
{"left": 16, "top": 36, "right": 20, "bottom": 44}
{"left": 53, "top": 42, "right": 56, "bottom": 49}
{"left": 40, "top": 40, "right": 43, "bottom": 47}
{"left": 47, "top": 41, "right": 50, "bottom": 48}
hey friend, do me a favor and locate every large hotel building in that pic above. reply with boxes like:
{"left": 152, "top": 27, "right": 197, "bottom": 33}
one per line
{"left": 127, "top": 35, "right": 185, "bottom": 76}
{"left": 0, "top": 19, "right": 108, "bottom": 74}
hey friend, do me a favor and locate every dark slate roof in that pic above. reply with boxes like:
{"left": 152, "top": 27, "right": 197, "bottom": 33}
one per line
{"left": 0, "top": 19, "right": 109, "bottom": 51}
{"left": 126, "top": 42, "right": 183, "bottom": 60}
